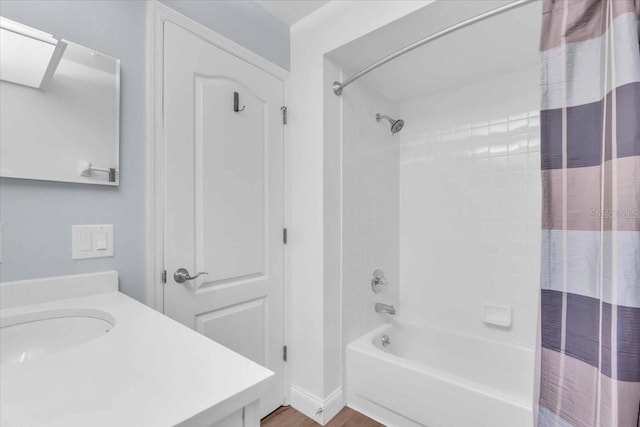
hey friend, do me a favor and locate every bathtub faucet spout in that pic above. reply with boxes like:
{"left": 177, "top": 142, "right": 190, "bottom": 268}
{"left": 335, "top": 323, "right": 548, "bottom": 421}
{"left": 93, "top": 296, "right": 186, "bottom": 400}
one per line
{"left": 375, "top": 303, "right": 396, "bottom": 315}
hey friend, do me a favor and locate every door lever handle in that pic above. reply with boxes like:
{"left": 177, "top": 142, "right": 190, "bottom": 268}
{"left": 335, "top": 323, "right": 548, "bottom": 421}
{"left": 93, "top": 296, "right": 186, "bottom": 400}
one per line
{"left": 174, "top": 268, "right": 209, "bottom": 283}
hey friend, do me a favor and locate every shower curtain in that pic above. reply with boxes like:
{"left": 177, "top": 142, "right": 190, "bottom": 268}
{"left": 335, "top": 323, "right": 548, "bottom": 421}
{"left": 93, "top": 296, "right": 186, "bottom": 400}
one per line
{"left": 535, "top": 0, "right": 640, "bottom": 426}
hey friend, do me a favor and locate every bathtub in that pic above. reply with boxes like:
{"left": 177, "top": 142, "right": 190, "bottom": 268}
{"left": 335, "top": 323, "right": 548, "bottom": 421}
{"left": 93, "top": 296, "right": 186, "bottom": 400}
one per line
{"left": 346, "top": 321, "right": 534, "bottom": 427}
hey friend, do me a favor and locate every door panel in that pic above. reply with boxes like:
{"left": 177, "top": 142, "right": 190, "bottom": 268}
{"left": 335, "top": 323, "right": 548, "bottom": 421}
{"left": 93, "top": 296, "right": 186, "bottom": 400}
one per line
{"left": 163, "top": 21, "right": 284, "bottom": 417}
{"left": 195, "top": 77, "right": 267, "bottom": 285}
{"left": 195, "top": 297, "right": 267, "bottom": 365}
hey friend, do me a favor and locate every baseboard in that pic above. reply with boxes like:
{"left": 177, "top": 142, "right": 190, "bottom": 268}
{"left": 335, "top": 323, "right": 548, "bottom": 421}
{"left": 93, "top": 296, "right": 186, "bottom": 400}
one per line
{"left": 290, "top": 386, "right": 345, "bottom": 425}
{"left": 290, "top": 386, "right": 324, "bottom": 423}
{"left": 322, "top": 387, "right": 345, "bottom": 423}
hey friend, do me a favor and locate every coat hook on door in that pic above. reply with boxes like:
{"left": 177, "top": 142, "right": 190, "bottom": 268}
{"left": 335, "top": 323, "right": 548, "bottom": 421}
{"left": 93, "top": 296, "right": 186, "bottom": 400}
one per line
{"left": 233, "top": 91, "right": 245, "bottom": 112}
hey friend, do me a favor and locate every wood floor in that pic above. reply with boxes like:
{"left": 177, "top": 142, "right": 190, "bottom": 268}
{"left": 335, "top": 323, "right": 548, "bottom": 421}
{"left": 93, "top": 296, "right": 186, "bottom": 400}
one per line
{"left": 261, "top": 406, "right": 384, "bottom": 427}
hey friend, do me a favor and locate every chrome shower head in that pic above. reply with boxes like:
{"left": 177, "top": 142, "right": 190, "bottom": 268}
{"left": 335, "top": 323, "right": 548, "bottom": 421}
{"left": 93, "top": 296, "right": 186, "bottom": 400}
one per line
{"left": 376, "top": 113, "right": 405, "bottom": 134}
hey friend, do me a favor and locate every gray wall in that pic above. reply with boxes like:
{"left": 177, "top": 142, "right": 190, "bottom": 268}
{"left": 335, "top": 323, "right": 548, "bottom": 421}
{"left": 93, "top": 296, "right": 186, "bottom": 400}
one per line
{"left": 0, "top": 0, "right": 289, "bottom": 301}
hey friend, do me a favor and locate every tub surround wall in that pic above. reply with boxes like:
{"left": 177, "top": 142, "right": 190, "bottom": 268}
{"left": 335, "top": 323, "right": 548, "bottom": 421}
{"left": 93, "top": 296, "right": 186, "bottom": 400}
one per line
{"left": 289, "top": 1, "right": 431, "bottom": 422}
{"left": 398, "top": 67, "right": 541, "bottom": 348}
{"left": 323, "top": 3, "right": 543, "bottom": 426}
{"left": 341, "top": 80, "right": 400, "bottom": 386}
{"left": 0, "top": 0, "right": 289, "bottom": 301}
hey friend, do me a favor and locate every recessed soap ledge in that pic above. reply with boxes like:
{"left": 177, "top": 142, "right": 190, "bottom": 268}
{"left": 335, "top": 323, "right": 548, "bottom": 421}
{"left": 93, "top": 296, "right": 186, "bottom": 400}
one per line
{"left": 0, "top": 272, "right": 274, "bottom": 427}
{"left": 483, "top": 304, "right": 513, "bottom": 328}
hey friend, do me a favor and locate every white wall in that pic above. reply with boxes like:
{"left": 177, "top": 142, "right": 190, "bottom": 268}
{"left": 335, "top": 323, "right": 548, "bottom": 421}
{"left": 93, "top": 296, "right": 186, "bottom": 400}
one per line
{"left": 398, "top": 67, "right": 541, "bottom": 348}
{"left": 288, "top": 1, "right": 431, "bottom": 421}
{"left": 341, "top": 80, "right": 399, "bottom": 387}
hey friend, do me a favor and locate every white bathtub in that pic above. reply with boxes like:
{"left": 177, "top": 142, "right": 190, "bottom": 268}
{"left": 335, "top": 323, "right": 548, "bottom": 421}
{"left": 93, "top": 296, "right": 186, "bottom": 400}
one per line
{"left": 346, "top": 321, "right": 534, "bottom": 427}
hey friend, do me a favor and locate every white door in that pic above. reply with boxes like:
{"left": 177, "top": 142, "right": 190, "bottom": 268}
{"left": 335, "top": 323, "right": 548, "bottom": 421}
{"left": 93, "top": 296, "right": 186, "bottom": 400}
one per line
{"left": 162, "top": 21, "right": 285, "bottom": 417}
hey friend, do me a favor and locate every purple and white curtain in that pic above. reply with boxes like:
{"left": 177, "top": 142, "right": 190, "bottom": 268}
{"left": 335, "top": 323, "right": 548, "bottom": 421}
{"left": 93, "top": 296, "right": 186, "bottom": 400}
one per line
{"left": 535, "top": 0, "right": 640, "bottom": 426}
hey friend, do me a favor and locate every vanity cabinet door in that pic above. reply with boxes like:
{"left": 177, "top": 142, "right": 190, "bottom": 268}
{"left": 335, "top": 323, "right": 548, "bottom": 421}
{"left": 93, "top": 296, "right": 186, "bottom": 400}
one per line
{"left": 208, "top": 402, "right": 260, "bottom": 427}
{"left": 211, "top": 410, "right": 243, "bottom": 427}
{"left": 180, "top": 401, "right": 260, "bottom": 427}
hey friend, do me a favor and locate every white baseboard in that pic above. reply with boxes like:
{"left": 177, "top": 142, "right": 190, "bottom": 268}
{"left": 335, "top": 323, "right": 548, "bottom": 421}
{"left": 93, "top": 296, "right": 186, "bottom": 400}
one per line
{"left": 290, "top": 385, "right": 344, "bottom": 425}
{"left": 290, "top": 386, "right": 323, "bottom": 423}
{"left": 322, "top": 387, "right": 345, "bottom": 423}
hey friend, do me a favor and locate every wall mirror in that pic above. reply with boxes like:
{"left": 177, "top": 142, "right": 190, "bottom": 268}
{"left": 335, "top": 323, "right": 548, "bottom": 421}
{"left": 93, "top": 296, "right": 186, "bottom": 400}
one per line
{"left": 0, "top": 16, "right": 120, "bottom": 186}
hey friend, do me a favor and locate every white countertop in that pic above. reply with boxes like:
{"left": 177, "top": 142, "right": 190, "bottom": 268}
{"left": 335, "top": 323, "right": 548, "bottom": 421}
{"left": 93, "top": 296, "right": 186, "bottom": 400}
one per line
{"left": 0, "top": 272, "right": 274, "bottom": 427}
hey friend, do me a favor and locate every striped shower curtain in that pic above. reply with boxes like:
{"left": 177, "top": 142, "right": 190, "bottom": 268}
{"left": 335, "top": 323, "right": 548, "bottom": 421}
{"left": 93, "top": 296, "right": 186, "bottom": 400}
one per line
{"left": 535, "top": 0, "right": 640, "bottom": 426}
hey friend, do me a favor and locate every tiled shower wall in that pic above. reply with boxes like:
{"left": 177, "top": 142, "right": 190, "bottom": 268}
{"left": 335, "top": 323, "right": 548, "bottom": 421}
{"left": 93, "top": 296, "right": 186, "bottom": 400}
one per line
{"left": 398, "top": 67, "right": 542, "bottom": 348}
{"left": 341, "top": 81, "right": 400, "bottom": 378}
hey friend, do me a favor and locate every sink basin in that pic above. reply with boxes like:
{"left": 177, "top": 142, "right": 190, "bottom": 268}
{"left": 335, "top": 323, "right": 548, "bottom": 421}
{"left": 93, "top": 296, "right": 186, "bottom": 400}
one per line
{"left": 1, "top": 308, "right": 115, "bottom": 365}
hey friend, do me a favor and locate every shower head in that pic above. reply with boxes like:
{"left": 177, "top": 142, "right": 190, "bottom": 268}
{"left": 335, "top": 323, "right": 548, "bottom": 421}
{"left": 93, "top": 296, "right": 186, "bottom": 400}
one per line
{"left": 376, "top": 113, "right": 405, "bottom": 134}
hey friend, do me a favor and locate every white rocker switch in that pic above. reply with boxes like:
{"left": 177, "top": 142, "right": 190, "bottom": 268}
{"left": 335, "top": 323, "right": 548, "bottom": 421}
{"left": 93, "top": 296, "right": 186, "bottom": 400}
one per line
{"left": 80, "top": 232, "right": 93, "bottom": 252}
{"left": 95, "top": 231, "right": 108, "bottom": 251}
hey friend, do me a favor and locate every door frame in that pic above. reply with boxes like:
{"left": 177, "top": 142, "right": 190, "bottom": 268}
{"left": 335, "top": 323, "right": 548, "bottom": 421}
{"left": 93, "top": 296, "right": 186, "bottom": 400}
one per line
{"left": 144, "top": 0, "right": 292, "bottom": 405}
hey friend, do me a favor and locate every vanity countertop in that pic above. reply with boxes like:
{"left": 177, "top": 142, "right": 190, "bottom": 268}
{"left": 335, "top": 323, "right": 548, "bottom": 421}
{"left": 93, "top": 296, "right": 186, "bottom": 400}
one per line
{"left": 0, "top": 272, "right": 274, "bottom": 427}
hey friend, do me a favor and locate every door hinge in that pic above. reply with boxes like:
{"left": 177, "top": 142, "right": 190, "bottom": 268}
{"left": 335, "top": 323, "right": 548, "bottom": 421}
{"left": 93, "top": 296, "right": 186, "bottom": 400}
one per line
{"left": 283, "top": 345, "right": 288, "bottom": 362}
{"left": 281, "top": 106, "right": 287, "bottom": 125}
{"left": 161, "top": 269, "right": 167, "bottom": 284}
{"left": 283, "top": 228, "right": 288, "bottom": 244}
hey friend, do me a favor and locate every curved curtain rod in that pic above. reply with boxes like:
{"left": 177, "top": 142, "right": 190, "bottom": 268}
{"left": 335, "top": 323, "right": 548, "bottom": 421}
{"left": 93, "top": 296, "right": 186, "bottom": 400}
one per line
{"left": 332, "top": 0, "right": 537, "bottom": 96}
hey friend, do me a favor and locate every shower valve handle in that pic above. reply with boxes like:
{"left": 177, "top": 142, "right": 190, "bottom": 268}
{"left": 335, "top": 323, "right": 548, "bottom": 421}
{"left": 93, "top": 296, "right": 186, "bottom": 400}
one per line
{"left": 371, "top": 269, "right": 388, "bottom": 293}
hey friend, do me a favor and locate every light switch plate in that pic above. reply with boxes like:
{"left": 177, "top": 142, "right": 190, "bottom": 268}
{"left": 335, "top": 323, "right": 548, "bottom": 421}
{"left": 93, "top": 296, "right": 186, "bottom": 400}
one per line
{"left": 72, "top": 225, "right": 114, "bottom": 259}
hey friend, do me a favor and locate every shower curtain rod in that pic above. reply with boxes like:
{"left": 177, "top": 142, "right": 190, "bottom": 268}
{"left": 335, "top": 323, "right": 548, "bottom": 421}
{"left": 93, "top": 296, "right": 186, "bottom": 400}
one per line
{"left": 332, "top": 0, "right": 537, "bottom": 96}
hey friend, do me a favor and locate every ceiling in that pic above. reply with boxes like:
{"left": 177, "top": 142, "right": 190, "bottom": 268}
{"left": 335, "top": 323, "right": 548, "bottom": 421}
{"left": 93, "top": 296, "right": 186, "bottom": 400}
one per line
{"left": 327, "top": 0, "right": 542, "bottom": 103}
{"left": 255, "top": 0, "right": 330, "bottom": 25}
